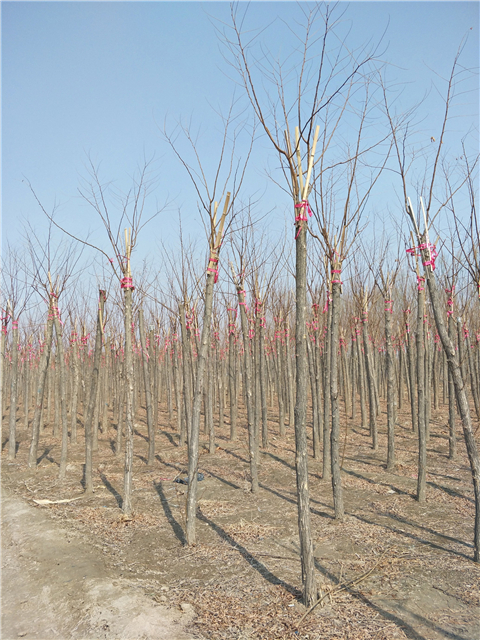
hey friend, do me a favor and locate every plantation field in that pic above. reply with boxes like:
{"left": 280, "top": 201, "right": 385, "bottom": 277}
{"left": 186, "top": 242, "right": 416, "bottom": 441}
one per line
{"left": 2, "top": 398, "right": 479, "bottom": 640}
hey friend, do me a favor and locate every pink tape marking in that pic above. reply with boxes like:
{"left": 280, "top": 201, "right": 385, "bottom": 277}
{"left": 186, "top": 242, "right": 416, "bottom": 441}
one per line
{"left": 294, "top": 200, "right": 312, "bottom": 239}
{"left": 121, "top": 277, "right": 135, "bottom": 290}
{"left": 331, "top": 269, "right": 343, "bottom": 285}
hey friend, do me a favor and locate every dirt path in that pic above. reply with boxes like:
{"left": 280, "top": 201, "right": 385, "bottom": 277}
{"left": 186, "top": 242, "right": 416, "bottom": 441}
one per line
{"left": 1, "top": 486, "right": 199, "bottom": 640}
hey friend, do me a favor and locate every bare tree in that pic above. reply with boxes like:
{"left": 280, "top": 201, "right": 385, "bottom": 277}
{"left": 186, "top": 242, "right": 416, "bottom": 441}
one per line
{"left": 385, "top": 44, "right": 480, "bottom": 560}
{"left": 163, "top": 106, "right": 253, "bottom": 545}
{"left": 222, "top": 3, "right": 389, "bottom": 603}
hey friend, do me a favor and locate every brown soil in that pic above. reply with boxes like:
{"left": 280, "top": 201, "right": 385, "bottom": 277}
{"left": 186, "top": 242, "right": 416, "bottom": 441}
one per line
{"left": 2, "top": 399, "right": 480, "bottom": 640}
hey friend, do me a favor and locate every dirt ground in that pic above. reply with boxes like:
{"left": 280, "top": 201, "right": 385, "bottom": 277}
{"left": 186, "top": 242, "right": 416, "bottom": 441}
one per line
{"left": 2, "top": 397, "right": 480, "bottom": 640}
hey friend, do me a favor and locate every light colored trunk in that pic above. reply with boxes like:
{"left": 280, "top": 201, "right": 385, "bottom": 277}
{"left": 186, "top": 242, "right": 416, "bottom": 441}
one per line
{"left": 8, "top": 317, "right": 19, "bottom": 460}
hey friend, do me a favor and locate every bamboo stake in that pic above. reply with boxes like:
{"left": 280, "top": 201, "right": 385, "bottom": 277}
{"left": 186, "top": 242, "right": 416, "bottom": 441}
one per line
{"left": 302, "top": 125, "right": 320, "bottom": 200}
{"left": 285, "top": 131, "right": 299, "bottom": 200}
{"left": 295, "top": 127, "right": 305, "bottom": 197}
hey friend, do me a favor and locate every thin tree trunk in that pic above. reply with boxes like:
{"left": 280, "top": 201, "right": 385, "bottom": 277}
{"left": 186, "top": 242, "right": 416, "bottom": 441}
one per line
{"left": 139, "top": 309, "right": 155, "bottom": 465}
{"left": 293, "top": 208, "right": 316, "bottom": 606}
{"left": 179, "top": 303, "right": 193, "bottom": 447}
{"left": 425, "top": 268, "right": 480, "bottom": 562}
{"left": 237, "top": 286, "right": 258, "bottom": 493}
{"left": 28, "top": 313, "right": 54, "bottom": 468}
{"left": 330, "top": 278, "right": 344, "bottom": 520}
{"left": 7, "top": 316, "right": 19, "bottom": 460}
{"left": 416, "top": 280, "right": 427, "bottom": 503}
{"left": 84, "top": 291, "right": 106, "bottom": 494}
{"left": 306, "top": 334, "right": 319, "bottom": 459}
{"left": 385, "top": 301, "right": 395, "bottom": 470}
{"left": 70, "top": 326, "right": 79, "bottom": 444}
{"left": 186, "top": 269, "right": 217, "bottom": 545}
{"left": 53, "top": 310, "right": 69, "bottom": 481}
{"left": 122, "top": 284, "right": 135, "bottom": 515}
{"left": 323, "top": 303, "right": 332, "bottom": 480}
{"left": 362, "top": 311, "right": 377, "bottom": 451}
{"left": 228, "top": 318, "right": 238, "bottom": 441}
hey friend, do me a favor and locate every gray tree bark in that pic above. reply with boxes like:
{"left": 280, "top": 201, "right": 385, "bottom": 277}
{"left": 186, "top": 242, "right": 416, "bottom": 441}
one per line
{"left": 84, "top": 291, "right": 106, "bottom": 494}
{"left": 293, "top": 210, "right": 317, "bottom": 606}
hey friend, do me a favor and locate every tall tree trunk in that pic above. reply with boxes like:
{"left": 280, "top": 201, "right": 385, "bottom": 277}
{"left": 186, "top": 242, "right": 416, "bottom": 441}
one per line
{"left": 139, "top": 309, "right": 155, "bottom": 465}
{"left": 416, "top": 279, "right": 427, "bottom": 503}
{"left": 465, "top": 328, "right": 480, "bottom": 422}
{"left": 285, "top": 319, "right": 295, "bottom": 429}
{"left": 228, "top": 315, "right": 238, "bottom": 441}
{"left": 322, "top": 303, "right": 332, "bottom": 480}
{"left": 425, "top": 268, "right": 480, "bottom": 562}
{"left": 7, "top": 316, "right": 19, "bottom": 460}
{"left": 53, "top": 309, "right": 69, "bottom": 481}
{"left": 237, "top": 286, "right": 258, "bottom": 493}
{"left": 179, "top": 303, "right": 193, "bottom": 447}
{"left": 28, "top": 313, "right": 54, "bottom": 468}
{"left": 70, "top": 327, "right": 80, "bottom": 444}
{"left": 405, "top": 312, "right": 417, "bottom": 433}
{"left": 356, "top": 327, "right": 367, "bottom": 430}
{"left": 330, "top": 278, "right": 344, "bottom": 520}
{"left": 385, "top": 301, "right": 395, "bottom": 470}
{"left": 306, "top": 335, "right": 319, "bottom": 459}
{"left": 259, "top": 316, "right": 268, "bottom": 449}
{"left": 275, "top": 330, "right": 286, "bottom": 437}
{"left": 84, "top": 290, "right": 106, "bottom": 494}
{"left": 362, "top": 310, "right": 377, "bottom": 450}
{"left": 122, "top": 284, "right": 135, "bottom": 515}
{"left": 293, "top": 207, "right": 316, "bottom": 606}
{"left": 186, "top": 270, "right": 217, "bottom": 545}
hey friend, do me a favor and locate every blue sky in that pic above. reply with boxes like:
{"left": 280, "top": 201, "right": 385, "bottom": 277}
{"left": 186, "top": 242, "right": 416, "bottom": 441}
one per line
{"left": 2, "top": 1, "right": 479, "bottom": 294}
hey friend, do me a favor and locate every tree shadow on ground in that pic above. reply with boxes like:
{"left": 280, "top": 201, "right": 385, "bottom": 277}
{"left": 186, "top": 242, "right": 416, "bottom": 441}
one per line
{"left": 262, "top": 451, "right": 295, "bottom": 471}
{"left": 100, "top": 473, "right": 123, "bottom": 508}
{"left": 352, "top": 511, "right": 473, "bottom": 559}
{"left": 201, "top": 468, "right": 241, "bottom": 490}
{"left": 133, "top": 428, "right": 148, "bottom": 442}
{"left": 342, "top": 468, "right": 412, "bottom": 496}
{"left": 153, "top": 481, "right": 186, "bottom": 545}
{"left": 155, "top": 455, "right": 185, "bottom": 478}
{"left": 258, "top": 483, "right": 334, "bottom": 520}
{"left": 36, "top": 446, "right": 57, "bottom": 466}
{"left": 196, "top": 507, "right": 301, "bottom": 597}
{"left": 384, "top": 511, "right": 473, "bottom": 549}
{"left": 222, "top": 448, "right": 249, "bottom": 464}
{"left": 160, "top": 430, "right": 179, "bottom": 447}
{"left": 427, "top": 480, "right": 474, "bottom": 503}
{"left": 309, "top": 552, "right": 468, "bottom": 640}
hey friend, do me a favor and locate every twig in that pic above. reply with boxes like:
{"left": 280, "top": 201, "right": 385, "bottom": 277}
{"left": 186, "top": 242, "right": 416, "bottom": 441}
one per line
{"left": 255, "top": 553, "right": 299, "bottom": 561}
{"left": 297, "top": 547, "right": 391, "bottom": 627}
